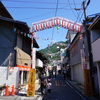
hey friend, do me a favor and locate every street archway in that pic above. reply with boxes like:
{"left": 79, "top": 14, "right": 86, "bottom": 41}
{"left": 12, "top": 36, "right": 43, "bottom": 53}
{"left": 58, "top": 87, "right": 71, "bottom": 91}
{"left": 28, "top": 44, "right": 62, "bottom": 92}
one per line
{"left": 31, "top": 16, "right": 82, "bottom": 33}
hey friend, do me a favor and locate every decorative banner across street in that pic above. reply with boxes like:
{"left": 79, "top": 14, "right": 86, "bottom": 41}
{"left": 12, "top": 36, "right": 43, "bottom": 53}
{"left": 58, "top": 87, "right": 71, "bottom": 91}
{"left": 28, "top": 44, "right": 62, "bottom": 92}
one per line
{"left": 27, "top": 69, "right": 36, "bottom": 97}
{"left": 32, "top": 16, "right": 82, "bottom": 33}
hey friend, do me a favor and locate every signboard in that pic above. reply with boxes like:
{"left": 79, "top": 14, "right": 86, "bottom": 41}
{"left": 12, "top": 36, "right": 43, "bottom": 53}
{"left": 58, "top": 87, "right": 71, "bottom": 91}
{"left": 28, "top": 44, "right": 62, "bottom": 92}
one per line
{"left": 80, "top": 49, "right": 87, "bottom": 69}
{"left": 27, "top": 69, "right": 36, "bottom": 97}
{"left": 84, "top": 69, "right": 93, "bottom": 96}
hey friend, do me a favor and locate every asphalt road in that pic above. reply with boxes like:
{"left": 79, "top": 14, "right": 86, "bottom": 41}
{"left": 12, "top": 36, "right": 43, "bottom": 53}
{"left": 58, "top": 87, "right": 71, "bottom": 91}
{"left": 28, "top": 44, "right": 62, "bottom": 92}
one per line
{"left": 42, "top": 74, "right": 87, "bottom": 100}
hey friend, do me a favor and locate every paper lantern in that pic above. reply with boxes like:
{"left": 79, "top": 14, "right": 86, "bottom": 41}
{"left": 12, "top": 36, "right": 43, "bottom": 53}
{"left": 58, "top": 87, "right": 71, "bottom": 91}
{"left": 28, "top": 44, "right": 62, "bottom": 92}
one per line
{"left": 67, "top": 22, "right": 71, "bottom": 29}
{"left": 41, "top": 23, "right": 44, "bottom": 30}
{"left": 56, "top": 18, "right": 60, "bottom": 25}
{"left": 46, "top": 22, "right": 50, "bottom": 28}
{"left": 56, "top": 27, "right": 60, "bottom": 30}
{"left": 51, "top": 20, "right": 55, "bottom": 26}
{"left": 36, "top": 25, "right": 39, "bottom": 31}
{"left": 62, "top": 20, "right": 65, "bottom": 27}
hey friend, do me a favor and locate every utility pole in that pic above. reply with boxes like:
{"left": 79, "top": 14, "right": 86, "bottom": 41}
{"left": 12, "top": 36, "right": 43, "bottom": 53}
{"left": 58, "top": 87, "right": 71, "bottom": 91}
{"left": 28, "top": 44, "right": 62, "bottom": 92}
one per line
{"left": 82, "top": 0, "right": 94, "bottom": 96}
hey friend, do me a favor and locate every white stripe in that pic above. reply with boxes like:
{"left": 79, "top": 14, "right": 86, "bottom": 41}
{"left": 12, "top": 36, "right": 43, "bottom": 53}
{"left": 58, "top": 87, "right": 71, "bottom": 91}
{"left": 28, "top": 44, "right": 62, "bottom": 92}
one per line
{"left": 65, "top": 81, "right": 87, "bottom": 100}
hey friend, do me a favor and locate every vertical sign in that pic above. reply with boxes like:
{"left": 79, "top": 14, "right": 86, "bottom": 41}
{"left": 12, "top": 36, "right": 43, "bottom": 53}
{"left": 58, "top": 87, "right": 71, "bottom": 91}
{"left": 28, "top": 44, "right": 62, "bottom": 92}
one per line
{"left": 27, "top": 69, "right": 36, "bottom": 97}
{"left": 84, "top": 69, "right": 93, "bottom": 96}
{"left": 80, "top": 49, "right": 87, "bottom": 69}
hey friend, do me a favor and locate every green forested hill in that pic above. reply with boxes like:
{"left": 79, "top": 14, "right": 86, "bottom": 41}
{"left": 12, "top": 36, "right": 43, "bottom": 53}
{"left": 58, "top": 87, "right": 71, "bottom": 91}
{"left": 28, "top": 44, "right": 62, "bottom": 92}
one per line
{"left": 38, "top": 41, "right": 67, "bottom": 60}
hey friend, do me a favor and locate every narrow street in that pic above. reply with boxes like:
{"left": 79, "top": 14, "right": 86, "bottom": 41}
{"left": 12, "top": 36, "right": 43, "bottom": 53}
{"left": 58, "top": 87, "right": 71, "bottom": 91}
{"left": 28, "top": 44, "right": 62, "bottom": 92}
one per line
{"left": 42, "top": 74, "right": 87, "bottom": 100}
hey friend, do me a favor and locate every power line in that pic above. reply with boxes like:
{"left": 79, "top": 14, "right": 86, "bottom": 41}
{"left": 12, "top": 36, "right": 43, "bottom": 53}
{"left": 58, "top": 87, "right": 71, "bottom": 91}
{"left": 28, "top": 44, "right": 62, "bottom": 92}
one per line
{"left": 74, "top": 3, "right": 84, "bottom": 23}
{"left": 73, "top": 0, "right": 80, "bottom": 18}
{"left": 1, "top": 0, "right": 81, "bottom": 5}
{"left": 51, "top": 0, "right": 59, "bottom": 41}
{"left": 3, "top": 7, "right": 75, "bottom": 10}
{"left": 17, "top": 4, "right": 76, "bottom": 21}
{"left": 76, "top": 0, "right": 90, "bottom": 23}
{"left": 55, "top": 0, "right": 59, "bottom": 16}
{"left": 67, "top": 0, "right": 78, "bottom": 19}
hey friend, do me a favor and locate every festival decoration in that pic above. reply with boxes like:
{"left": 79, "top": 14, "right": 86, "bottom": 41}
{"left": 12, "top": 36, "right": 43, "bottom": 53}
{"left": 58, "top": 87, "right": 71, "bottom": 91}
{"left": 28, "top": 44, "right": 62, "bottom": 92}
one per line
{"left": 32, "top": 17, "right": 82, "bottom": 33}
{"left": 56, "top": 26, "right": 60, "bottom": 30}
{"left": 12, "top": 27, "right": 51, "bottom": 42}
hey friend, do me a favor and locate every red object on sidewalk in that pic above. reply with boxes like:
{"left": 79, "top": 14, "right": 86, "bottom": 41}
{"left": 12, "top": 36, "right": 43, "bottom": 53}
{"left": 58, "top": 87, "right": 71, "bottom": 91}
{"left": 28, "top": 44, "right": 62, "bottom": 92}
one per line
{"left": 5, "top": 85, "right": 9, "bottom": 96}
{"left": 11, "top": 85, "right": 15, "bottom": 95}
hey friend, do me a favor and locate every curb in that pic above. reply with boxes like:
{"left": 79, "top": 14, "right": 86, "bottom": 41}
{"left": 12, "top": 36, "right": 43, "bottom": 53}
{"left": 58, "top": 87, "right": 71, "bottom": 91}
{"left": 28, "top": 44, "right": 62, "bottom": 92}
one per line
{"left": 65, "top": 78, "right": 97, "bottom": 100}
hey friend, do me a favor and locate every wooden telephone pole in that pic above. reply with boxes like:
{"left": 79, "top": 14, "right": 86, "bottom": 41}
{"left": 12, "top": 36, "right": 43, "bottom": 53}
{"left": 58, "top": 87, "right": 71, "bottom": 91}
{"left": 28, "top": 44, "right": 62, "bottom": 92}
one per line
{"left": 82, "top": 0, "right": 94, "bottom": 96}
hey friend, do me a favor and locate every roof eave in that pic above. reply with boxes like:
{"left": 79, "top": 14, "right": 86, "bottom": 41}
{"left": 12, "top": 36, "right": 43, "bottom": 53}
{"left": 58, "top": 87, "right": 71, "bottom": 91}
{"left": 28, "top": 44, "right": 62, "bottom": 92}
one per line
{"left": 89, "top": 15, "right": 100, "bottom": 29}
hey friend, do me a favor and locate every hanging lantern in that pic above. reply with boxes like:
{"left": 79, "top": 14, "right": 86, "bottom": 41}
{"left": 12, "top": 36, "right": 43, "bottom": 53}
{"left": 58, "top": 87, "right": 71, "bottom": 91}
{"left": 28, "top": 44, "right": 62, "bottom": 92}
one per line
{"left": 67, "top": 22, "right": 71, "bottom": 29}
{"left": 51, "top": 20, "right": 55, "bottom": 26}
{"left": 56, "top": 18, "right": 60, "bottom": 25}
{"left": 46, "top": 22, "right": 50, "bottom": 28}
{"left": 56, "top": 26, "right": 60, "bottom": 30}
{"left": 71, "top": 24, "right": 76, "bottom": 31}
{"left": 36, "top": 25, "right": 39, "bottom": 31}
{"left": 41, "top": 23, "right": 44, "bottom": 30}
{"left": 78, "top": 26, "right": 82, "bottom": 33}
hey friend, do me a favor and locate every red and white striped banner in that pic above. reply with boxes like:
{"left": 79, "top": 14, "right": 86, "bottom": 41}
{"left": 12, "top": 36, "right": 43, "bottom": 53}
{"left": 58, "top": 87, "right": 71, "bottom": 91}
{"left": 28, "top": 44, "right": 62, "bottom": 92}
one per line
{"left": 32, "top": 17, "right": 82, "bottom": 33}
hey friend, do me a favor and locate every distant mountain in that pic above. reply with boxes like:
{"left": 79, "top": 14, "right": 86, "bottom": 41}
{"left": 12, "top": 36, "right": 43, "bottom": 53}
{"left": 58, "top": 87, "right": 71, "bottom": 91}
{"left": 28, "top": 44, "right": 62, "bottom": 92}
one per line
{"left": 38, "top": 41, "right": 67, "bottom": 60}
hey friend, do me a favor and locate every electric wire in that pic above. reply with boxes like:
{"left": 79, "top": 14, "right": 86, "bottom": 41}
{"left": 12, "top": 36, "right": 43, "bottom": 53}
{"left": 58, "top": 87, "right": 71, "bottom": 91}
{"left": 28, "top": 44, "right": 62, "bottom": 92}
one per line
{"left": 1, "top": 0, "right": 81, "bottom": 5}
{"left": 76, "top": 0, "right": 90, "bottom": 23}
{"left": 3, "top": 5, "right": 79, "bottom": 10}
{"left": 74, "top": 3, "right": 84, "bottom": 23}
{"left": 73, "top": 0, "right": 80, "bottom": 18}
{"left": 51, "top": 0, "right": 59, "bottom": 41}
{"left": 67, "top": 0, "right": 78, "bottom": 19}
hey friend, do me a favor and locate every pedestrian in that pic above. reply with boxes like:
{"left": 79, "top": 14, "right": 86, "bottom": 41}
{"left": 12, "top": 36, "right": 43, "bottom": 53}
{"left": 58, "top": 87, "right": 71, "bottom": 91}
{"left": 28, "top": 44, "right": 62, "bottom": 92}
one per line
{"left": 39, "top": 72, "right": 47, "bottom": 95}
{"left": 47, "top": 79, "right": 52, "bottom": 95}
{"left": 49, "top": 70, "right": 53, "bottom": 79}
{"left": 63, "top": 70, "right": 66, "bottom": 80}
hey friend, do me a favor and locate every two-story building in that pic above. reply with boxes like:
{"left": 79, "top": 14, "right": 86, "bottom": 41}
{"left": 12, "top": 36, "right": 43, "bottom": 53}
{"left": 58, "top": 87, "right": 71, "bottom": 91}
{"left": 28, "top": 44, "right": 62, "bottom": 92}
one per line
{"left": 0, "top": 2, "right": 49, "bottom": 94}
{"left": 65, "top": 13, "right": 100, "bottom": 97}
{"left": 89, "top": 14, "right": 100, "bottom": 96}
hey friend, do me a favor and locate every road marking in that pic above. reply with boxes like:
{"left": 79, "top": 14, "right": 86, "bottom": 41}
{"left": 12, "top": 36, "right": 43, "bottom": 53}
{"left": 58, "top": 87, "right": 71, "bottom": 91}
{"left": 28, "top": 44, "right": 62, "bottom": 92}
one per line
{"left": 65, "top": 81, "right": 87, "bottom": 100}
{"left": 55, "top": 80, "right": 66, "bottom": 86}
{"left": 55, "top": 80, "right": 60, "bottom": 86}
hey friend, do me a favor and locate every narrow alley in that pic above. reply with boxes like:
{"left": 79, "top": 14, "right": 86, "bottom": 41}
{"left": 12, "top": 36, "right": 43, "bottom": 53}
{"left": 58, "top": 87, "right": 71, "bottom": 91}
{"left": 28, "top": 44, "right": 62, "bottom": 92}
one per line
{"left": 37, "top": 74, "right": 88, "bottom": 100}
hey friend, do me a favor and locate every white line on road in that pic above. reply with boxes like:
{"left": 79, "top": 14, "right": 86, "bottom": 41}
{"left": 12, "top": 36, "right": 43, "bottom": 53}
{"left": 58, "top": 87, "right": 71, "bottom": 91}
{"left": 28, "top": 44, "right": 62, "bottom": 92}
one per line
{"left": 65, "top": 81, "right": 87, "bottom": 100}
